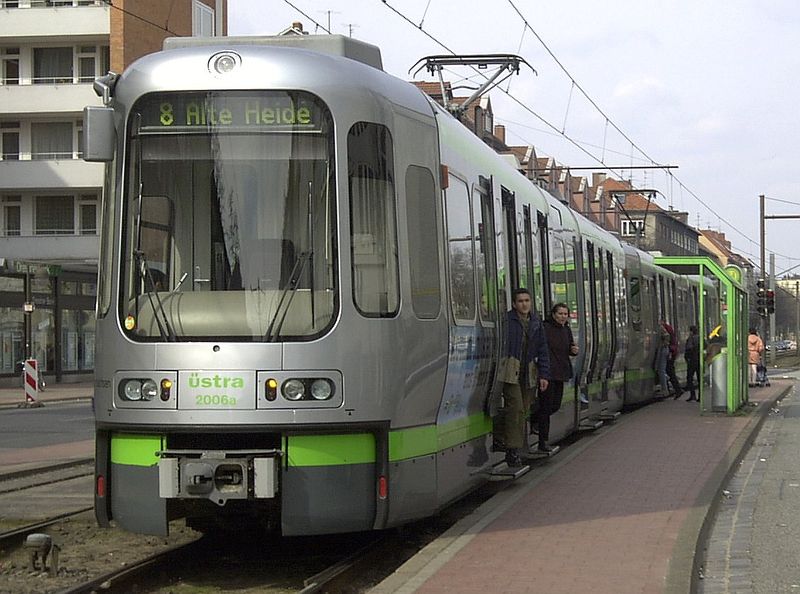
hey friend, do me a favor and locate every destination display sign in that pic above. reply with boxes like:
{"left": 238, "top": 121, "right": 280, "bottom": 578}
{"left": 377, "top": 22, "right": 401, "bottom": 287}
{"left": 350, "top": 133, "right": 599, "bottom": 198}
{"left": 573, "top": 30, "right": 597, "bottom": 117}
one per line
{"left": 136, "top": 92, "right": 327, "bottom": 132}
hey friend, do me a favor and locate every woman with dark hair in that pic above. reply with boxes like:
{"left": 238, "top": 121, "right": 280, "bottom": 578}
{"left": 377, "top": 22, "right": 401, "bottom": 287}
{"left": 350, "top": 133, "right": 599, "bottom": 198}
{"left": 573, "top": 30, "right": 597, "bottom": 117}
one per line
{"left": 538, "top": 302, "right": 578, "bottom": 453}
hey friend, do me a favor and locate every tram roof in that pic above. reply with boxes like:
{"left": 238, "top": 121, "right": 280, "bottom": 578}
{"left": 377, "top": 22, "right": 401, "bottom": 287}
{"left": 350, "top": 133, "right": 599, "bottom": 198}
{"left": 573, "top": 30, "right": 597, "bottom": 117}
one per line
{"left": 163, "top": 35, "right": 384, "bottom": 71}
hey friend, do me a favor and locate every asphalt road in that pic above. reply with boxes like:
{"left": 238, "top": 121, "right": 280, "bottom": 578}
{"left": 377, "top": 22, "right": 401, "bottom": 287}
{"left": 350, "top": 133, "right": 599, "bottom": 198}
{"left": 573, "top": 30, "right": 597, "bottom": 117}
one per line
{"left": 0, "top": 401, "right": 94, "bottom": 450}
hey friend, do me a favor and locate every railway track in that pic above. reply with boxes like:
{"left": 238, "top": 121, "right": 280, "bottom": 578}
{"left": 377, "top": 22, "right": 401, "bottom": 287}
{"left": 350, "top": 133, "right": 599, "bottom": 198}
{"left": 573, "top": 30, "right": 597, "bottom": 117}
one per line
{"left": 50, "top": 531, "right": 385, "bottom": 594}
{"left": 0, "top": 459, "right": 93, "bottom": 496}
{"left": 0, "top": 507, "right": 93, "bottom": 550}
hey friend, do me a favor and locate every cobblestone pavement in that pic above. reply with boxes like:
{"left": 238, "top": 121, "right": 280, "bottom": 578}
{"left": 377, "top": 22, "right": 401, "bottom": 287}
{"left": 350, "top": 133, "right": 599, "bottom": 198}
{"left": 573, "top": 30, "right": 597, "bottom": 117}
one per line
{"left": 699, "top": 379, "right": 800, "bottom": 594}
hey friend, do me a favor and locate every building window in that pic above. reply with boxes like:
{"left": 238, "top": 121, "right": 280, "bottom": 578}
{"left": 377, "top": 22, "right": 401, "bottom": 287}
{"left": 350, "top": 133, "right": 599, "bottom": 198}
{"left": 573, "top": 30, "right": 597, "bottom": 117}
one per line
{"left": 1, "top": 47, "right": 19, "bottom": 85}
{"left": 78, "top": 53, "right": 95, "bottom": 83}
{"left": 192, "top": 0, "right": 215, "bottom": 36}
{"left": 35, "top": 195, "right": 74, "bottom": 235}
{"left": 31, "top": 122, "right": 73, "bottom": 160}
{"left": 76, "top": 45, "right": 108, "bottom": 82}
{"left": 621, "top": 219, "right": 644, "bottom": 237}
{"left": 2, "top": 195, "right": 21, "bottom": 236}
{"left": 76, "top": 120, "right": 83, "bottom": 157}
{"left": 33, "top": 47, "right": 73, "bottom": 83}
{"left": 79, "top": 195, "right": 97, "bottom": 234}
{"left": 0, "top": 121, "right": 20, "bottom": 160}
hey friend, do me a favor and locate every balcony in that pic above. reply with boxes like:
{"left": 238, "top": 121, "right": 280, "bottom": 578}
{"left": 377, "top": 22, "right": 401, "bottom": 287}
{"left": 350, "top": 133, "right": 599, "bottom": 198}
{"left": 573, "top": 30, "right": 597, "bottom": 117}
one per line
{"left": 0, "top": 233, "right": 99, "bottom": 262}
{"left": 0, "top": 82, "right": 100, "bottom": 115}
{"left": 0, "top": 2, "right": 109, "bottom": 41}
{"left": 0, "top": 158, "right": 104, "bottom": 190}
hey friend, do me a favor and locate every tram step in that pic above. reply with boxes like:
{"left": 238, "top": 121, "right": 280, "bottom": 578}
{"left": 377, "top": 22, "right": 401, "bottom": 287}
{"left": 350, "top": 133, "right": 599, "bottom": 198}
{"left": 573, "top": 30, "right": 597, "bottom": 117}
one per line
{"left": 579, "top": 419, "right": 603, "bottom": 431}
{"left": 599, "top": 412, "right": 621, "bottom": 422}
{"left": 524, "top": 445, "right": 560, "bottom": 459}
{"left": 489, "top": 462, "right": 531, "bottom": 480}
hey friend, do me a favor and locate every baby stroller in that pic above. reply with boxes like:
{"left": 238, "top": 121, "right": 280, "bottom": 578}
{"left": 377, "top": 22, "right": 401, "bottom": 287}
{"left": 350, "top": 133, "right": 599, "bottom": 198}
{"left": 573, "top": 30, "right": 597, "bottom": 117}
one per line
{"left": 756, "top": 363, "right": 770, "bottom": 387}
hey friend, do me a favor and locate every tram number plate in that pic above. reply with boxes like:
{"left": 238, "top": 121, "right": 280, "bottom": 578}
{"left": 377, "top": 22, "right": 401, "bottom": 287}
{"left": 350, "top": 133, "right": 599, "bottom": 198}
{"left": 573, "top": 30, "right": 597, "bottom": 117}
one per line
{"left": 179, "top": 370, "right": 256, "bottom": 409}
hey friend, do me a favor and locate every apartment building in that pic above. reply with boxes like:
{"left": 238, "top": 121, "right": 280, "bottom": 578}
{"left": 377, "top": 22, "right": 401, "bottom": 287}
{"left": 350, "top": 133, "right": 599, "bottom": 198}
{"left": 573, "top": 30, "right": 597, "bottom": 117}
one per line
{"left": 0, "top": 0, "right": 224, "bottom": 384}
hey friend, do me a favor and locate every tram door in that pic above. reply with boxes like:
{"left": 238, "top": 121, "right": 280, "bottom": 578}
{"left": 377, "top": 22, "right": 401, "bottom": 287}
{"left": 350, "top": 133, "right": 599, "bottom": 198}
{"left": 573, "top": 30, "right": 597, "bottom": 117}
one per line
{"left": 475, "top": 176, "right": 499, "bottom": 404}
{"left": 580, "top": 241, "right": 599, "bottom": 412}
{"left": 535, "top": 210, "right": 550, "bottom": 320}
{"left": 501, "top": 187, "right": 519, "bottom": 306}
{"left": 605, "top": 251, "right": 619, "bottom": 393}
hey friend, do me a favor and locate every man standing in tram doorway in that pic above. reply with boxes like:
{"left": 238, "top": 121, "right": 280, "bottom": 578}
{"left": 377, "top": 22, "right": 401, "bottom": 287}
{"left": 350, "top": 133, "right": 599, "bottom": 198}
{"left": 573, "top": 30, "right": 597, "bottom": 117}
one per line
{"left": 498, "top": 288, "right": 551, "bottom": 467}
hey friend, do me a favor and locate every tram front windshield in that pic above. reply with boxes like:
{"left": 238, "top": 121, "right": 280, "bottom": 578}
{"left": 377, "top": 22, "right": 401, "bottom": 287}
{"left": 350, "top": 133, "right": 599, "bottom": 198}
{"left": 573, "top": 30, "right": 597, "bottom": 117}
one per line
{"left": 121, "top": 91, "right": 337, "bottom": 342}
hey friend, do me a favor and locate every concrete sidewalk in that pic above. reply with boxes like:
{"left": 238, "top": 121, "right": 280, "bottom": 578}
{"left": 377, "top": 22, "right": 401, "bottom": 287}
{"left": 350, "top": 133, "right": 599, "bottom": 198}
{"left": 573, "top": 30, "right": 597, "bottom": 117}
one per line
{"left": 372, "top": 381, "right": 792, "bottom": 594}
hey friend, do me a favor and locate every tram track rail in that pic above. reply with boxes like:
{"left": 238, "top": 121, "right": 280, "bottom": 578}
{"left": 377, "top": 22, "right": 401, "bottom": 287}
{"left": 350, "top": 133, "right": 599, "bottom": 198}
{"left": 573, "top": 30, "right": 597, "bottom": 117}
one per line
{"left": 54, "top": 538, "right": 202, "bottom": 594}
{"left": 298, "top": 536, "right": 385, "bottom": 594}
{"left": 0, "top": 459, "right": 94, "bottom": 496}
{"left": 0, "top": 507, "right": 93, "bottom": 550}
{"left": 50, "top": 531, "right": 384, "bottom": 594}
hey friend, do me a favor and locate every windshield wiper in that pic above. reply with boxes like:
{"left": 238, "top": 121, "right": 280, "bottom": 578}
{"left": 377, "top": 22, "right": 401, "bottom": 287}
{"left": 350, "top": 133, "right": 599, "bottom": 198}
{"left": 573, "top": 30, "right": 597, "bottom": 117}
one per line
{"left": 264, "top": 251, "right": 312, "bottom": 342}
{"left": 133, "top": 250, "right": 177, "bottom": 342}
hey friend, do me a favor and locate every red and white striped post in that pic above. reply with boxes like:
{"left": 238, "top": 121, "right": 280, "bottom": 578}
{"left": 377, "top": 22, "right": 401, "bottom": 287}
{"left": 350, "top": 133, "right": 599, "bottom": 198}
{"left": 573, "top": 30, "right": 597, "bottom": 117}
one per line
{"left": 24, "top": 359, "right": 39, "bottom": 404}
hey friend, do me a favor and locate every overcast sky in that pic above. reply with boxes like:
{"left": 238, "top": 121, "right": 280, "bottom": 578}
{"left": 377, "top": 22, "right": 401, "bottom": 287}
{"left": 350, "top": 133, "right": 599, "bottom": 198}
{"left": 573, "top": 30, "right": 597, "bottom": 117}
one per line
{"left": 228, "top": 0, "right": 800, "bottom": 277}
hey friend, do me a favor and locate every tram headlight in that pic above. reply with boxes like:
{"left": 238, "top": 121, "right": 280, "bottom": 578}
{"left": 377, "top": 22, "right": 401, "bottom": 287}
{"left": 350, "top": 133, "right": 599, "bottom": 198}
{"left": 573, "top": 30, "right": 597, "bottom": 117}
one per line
{"left": 310, "top": 379, "right": 333, "bottom": 400}
{"left": 141, "top": 380, "right": 158, "bottom": 401}
{"left": 122, "top": 379, "right": 143, "bottom": 401}
{"left": 282, "top": 379, "right": 305, "bottom": 401}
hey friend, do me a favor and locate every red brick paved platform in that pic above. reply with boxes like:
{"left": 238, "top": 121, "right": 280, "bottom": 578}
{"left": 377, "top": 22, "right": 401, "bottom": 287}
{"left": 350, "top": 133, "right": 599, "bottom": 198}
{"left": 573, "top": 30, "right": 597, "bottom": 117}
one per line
{"left": 373, "top": 380, "right": 792, "bottom": 594}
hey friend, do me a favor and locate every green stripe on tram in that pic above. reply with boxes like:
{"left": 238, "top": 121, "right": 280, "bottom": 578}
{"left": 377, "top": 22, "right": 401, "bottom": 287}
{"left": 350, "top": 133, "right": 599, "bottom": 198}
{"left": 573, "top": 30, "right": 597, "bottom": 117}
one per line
{"left": 110, "top": 434, "right": 163, "bottom": 467}
{"left": 436, "top": 413, "right": 493, "bottom": 452}
{"left": 287, "top": 433, "right": 376, "bottom": 467}
{"left": 288, "top": 414, "right": 494, "bottom": 467}
{"left": 388, "top": 424, "right": 437, "bottom": 461}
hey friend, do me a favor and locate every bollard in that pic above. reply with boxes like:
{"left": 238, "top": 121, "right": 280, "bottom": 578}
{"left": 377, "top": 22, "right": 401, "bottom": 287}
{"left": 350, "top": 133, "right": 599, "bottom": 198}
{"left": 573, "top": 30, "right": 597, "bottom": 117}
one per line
{"left": 24, "top": 533, "right": 52, "bottom": 572}
{"left": 23, "top": 359, "right": 39, "bottom": 404}
{"left": 18, "top": 359, "right": 44, "bottom": 408}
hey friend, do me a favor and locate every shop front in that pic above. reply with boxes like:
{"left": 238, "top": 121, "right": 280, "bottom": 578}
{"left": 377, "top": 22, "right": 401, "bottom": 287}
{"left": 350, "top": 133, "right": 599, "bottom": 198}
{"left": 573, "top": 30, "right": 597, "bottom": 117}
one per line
{"left": 0, "top": 265, "right": 95, "bottom": 386}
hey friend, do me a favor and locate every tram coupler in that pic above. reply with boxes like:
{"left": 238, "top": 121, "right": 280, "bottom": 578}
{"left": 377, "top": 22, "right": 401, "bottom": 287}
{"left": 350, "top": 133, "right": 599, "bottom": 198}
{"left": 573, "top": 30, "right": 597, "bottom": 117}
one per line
{"left": 158, "top": 449, "right": 281, "bottom": 504}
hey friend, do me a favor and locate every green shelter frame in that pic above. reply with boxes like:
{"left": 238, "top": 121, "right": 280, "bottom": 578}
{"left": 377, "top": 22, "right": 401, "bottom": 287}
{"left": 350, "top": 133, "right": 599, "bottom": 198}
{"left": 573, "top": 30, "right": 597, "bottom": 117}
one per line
{"left": 655, "top": 256, "right": 748, "bottom": 414}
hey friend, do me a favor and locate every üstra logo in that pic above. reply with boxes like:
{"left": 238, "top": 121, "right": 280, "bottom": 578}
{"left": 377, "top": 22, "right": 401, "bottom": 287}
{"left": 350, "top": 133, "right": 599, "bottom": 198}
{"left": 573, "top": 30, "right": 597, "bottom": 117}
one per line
{"left": 188, "top": 373, "right": 245, "bottom": 389}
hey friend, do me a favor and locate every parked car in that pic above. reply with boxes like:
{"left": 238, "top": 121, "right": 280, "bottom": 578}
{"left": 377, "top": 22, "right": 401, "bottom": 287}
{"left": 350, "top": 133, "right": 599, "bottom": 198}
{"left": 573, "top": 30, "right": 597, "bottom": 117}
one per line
{"left": 766, "top": 340, "right": 792, "bottom": 352}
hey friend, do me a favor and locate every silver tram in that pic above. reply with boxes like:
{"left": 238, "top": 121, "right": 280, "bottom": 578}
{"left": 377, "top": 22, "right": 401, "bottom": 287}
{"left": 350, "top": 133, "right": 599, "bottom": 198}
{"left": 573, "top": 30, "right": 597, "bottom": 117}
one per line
{"left": 83, "top": 34, "right": 718, "bottom": 536}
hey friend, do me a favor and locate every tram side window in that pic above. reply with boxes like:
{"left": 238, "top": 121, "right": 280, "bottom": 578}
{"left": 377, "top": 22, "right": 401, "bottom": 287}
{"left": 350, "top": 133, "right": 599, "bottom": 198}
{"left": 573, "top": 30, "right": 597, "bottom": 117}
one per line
{"left": 445, "top": 175, "right": 476, "bottom": 323}
{"left": 97, "top": 155, "right": 116, "bottom": 318}
{"left": 474, "top": 186, "right": 496, "bottom": 324}
{"left": 549, "top": 236, "right": 567, "bottom": 307}
{"left": 629, "top": 275, "right": 641, "bottom": 326}
{"left": 348, "top": 122, "right": 400, "bottom": 317}
{"left": 615, "top": 267, "right": 628, "bottom": 328}
{"left": 406, "top": 166, "right": 440, "bottom": 319}
{"left": 564, "top": 239, "right": 579, "bottom": 333}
